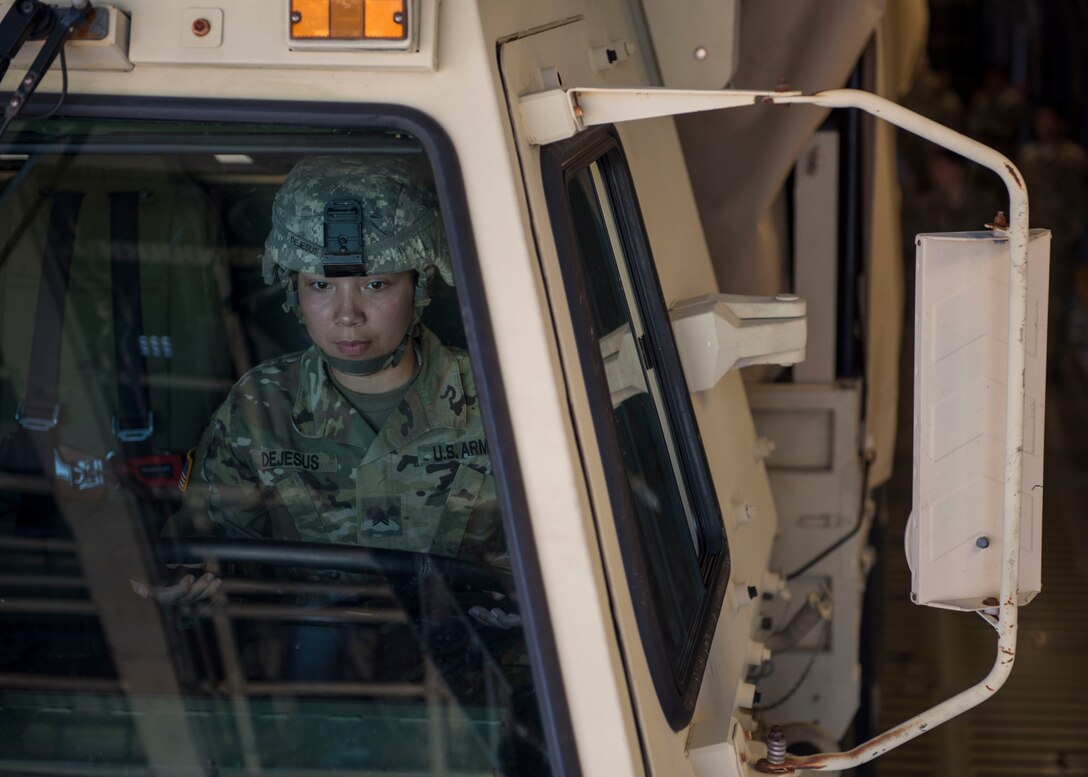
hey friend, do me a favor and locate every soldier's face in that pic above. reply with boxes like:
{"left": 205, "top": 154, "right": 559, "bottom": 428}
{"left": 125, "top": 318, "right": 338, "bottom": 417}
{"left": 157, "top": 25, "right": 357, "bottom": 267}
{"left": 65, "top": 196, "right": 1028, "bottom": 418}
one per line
{"left": 297, "top": 270, "right": 416, "bottom": 361}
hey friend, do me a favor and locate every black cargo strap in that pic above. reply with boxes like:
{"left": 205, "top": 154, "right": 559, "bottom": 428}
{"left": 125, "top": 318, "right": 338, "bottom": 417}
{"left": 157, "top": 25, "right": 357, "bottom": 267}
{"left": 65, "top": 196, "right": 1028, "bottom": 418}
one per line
{"left": 16, "top": 189, "right": 83, "bottom": 431}
{"left": 2, "top": 189, "right": 104, "bottom": 490}
{"left": 4, "top": 188, "right": 182, "bottom": 493}
{"left": 109, "top": 191, "right": 184, "bottom": 491}
{"left": 109, "top": 191, "right": 154, "bottom": 452}
{"left": 0, "top": 158, "right": 48, "bottom": 271}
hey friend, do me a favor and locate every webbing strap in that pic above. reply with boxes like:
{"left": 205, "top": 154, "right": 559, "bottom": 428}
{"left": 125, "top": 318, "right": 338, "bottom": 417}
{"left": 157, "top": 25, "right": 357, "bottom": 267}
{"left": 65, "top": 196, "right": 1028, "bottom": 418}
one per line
{"left": 109, "top": 191, "right": 153, "bottom": 451}
{"left": 19, "top": 190, "right": 83, "bottom": 428}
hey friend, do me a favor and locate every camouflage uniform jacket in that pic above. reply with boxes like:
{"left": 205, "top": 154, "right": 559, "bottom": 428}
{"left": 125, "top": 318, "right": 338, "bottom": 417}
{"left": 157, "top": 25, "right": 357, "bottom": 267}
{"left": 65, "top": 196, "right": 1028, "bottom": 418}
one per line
{"left": 180, "top": 327, "right": 500, "bottom": 562}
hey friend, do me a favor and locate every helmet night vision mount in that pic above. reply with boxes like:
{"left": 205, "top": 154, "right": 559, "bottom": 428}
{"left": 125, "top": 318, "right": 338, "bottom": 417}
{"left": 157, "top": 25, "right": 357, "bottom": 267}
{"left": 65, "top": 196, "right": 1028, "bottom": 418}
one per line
{"left": 322, "top": 199, "right": 367, "bottom": 277}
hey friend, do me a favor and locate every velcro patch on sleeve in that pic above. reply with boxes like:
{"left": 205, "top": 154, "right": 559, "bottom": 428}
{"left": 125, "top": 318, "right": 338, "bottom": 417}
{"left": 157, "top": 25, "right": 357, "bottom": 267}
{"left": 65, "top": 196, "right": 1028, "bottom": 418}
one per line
{"left": 416, "top": 438, "right": 489, "bottom": 463}
{"left": 252, "top": 449, "right": 338, "bottom": 472}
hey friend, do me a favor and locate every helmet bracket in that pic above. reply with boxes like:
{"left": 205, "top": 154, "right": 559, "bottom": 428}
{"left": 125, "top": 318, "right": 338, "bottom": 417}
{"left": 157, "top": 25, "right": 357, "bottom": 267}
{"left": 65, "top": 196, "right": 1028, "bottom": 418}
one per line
{"left": 322, "top": 199, "right": 366, "bottom": 276}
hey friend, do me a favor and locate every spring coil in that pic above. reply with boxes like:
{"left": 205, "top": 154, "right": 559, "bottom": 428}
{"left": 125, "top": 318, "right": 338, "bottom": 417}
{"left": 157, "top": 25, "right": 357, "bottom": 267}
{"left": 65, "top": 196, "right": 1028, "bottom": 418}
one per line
{"left": 766, "top": 725, "right": 787, "bottom": 765}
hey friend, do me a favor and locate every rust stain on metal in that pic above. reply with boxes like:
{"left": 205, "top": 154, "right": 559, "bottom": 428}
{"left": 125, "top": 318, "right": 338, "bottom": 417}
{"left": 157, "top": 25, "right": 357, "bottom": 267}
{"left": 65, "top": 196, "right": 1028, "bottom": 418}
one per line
{"left": 1000, "top": 646, "right": 1014, "bottom": 656}
{"left": 74, "top": 8, "right": 98, "bottom": 35}
{"left": 782, "top": 722, "right": 923, "bottom": 772}
{"left": 192, "top": 17, "right": 211, "bottom": 36}
{"left": 754, "top": 758, "right": 798, "bottom": 774}
{"left": 1004, "top": 163, "right": 1022, "bottom": 188}
{"left": 869, "top": 726, "right": 912, "bottom": 748}
{"left": 983, "top": 597, "right": 999, "bottom": 607}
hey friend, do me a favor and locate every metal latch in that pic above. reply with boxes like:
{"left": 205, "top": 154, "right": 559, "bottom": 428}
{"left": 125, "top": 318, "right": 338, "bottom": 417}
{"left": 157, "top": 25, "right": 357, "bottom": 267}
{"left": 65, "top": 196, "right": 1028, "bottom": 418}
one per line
{"left": 53, "top": 449, "right": 107, "bottom": 490}
{"left": 669, "top": 293, "right": 807, "bottom": 392}
{"left": 113, "top": 411, "right": 154, "bottom": 443}
{"left": 15, "top": 401, "right": 59, "bottom": 431}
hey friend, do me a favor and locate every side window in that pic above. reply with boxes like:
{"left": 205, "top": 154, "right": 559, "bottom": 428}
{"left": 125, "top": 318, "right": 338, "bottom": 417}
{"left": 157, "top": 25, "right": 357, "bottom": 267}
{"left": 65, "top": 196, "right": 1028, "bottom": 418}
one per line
{"left": 544, "top": 133, "right": 729, "bottom": 727}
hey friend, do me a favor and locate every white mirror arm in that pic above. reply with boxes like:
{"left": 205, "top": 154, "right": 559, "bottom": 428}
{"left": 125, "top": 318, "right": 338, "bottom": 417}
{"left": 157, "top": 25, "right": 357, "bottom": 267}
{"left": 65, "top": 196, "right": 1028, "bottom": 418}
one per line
{"left": 752, "top": 88, "right": 1029, "bottom": 775}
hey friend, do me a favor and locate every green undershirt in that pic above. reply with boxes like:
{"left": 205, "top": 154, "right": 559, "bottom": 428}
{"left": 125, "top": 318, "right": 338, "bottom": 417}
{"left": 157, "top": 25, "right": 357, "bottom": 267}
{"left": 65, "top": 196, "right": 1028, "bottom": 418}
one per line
{"left": 331, "top": 363, "right": 421, "bottom": 433}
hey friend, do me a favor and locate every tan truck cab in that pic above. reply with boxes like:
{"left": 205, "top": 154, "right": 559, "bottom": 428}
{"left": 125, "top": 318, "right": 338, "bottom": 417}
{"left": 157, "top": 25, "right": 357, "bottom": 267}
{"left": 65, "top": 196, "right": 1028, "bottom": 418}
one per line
{"left": 0, "top": 2, "right": 1047, "bottom": 774}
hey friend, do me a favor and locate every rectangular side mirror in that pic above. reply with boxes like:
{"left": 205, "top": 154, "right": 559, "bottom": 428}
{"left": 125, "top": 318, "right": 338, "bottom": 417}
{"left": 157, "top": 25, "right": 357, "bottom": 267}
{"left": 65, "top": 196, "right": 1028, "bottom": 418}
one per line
{"left": 909, "top": 229, "right": 1050, "bottom": 611}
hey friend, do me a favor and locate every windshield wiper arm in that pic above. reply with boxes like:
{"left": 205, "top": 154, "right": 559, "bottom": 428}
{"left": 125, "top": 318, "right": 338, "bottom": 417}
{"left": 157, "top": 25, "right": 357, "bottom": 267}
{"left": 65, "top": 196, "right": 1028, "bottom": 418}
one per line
{"left": 0, "top": 0, "right": 92, "bottom": 138}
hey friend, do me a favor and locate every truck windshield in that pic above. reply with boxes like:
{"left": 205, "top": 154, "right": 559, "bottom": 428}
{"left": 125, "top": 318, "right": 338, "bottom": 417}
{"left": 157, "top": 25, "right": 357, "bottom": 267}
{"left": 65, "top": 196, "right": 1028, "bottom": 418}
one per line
{"left": 0, "top": 116, "right": 550, "bottom": 776}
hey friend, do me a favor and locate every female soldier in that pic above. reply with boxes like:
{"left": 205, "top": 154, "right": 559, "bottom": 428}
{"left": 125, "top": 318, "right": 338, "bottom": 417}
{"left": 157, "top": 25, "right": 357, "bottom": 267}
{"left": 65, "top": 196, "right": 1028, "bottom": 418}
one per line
{"left": 139, "top": 155, "right": 512, "bottom": 629}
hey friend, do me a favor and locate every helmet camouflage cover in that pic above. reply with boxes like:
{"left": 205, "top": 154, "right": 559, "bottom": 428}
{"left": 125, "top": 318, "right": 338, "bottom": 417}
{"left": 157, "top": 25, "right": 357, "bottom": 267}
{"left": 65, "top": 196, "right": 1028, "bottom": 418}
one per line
{"left": 262, "top": 155, "right": 453, "bottom": 289}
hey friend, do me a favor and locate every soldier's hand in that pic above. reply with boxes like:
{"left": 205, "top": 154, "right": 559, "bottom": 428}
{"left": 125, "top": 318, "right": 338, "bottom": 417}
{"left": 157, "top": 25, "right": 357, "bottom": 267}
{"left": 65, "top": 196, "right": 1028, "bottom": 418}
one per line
{"left": 468, "top": 605, "right": 521, "bottom": 629}
{"left": 468, "top": 590, "right": 521, "bottom": 629}
{"left": 130, "top": 567, "right": 223, "bottom": 605}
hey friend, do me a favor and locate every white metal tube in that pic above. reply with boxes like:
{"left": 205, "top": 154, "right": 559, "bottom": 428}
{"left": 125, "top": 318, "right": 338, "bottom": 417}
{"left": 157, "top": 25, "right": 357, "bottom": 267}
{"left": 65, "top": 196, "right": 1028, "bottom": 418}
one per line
{"left": 755, "top": 88, "right": 1028, "bottom": 773}
{"left": 571, "top": 86, "right": 797, "bottom": 128}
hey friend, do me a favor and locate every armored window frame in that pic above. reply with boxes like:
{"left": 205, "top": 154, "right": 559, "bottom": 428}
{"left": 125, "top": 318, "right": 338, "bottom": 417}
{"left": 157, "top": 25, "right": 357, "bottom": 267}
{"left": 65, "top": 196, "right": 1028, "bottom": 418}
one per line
{"left": 0, "top": 94, "right": 578, "bottom": 777}
{"left": 541, "top": 127, "right": 730, "bottom": 729}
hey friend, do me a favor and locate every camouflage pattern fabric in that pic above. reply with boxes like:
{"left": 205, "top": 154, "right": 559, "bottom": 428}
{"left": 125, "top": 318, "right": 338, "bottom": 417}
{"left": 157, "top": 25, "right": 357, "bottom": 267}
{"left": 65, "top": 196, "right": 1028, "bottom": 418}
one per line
{"left": 262, "top": 156, "right": 454, "bottom": 287}
{"left": 172, "top": 326, "right": 503, "bottom": 566}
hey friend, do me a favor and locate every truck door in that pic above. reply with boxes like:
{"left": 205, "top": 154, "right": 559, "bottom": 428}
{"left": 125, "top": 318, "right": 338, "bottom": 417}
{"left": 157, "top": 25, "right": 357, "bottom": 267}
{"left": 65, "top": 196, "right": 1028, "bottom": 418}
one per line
{"left": 500, "top": 20, "right": 773, "bottom": 776}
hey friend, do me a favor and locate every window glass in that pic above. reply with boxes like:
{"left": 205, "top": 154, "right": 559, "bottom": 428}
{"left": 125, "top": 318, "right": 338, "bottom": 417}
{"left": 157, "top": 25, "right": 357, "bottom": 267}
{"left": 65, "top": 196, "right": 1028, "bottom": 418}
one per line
{"left": 567, "top": 159, "right": 704, "bottom": 660}
{"left": 551, "top": 139, "right": 728, "bottom": 725}
{"left": 0, "top": 117, "right": 549, "bottom": 776}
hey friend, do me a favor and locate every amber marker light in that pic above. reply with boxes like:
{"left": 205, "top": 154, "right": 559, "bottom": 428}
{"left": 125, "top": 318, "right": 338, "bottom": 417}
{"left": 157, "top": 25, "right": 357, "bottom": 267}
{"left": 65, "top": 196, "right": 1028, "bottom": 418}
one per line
{"left": 290, "top": 0, "right": 407, "bottom": 41}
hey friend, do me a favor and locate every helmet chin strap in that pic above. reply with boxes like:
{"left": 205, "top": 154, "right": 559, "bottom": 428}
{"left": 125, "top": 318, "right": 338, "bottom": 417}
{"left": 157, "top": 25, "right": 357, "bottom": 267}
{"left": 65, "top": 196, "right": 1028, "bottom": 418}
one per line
{"left": 320, "top": 325, "right": 413, "bottom": 376}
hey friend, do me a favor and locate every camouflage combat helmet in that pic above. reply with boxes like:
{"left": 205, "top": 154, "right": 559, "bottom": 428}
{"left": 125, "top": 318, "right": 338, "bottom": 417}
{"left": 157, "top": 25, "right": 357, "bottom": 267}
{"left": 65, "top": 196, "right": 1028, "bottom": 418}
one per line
{"left": 263, "top": 155, "right": 453, "bottom": 376}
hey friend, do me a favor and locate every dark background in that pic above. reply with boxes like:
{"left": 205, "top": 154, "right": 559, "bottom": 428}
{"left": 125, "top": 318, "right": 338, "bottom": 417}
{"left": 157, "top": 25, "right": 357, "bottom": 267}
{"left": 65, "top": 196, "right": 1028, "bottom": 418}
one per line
{"left": 928, "top": 0, "right": 1088, "bottom": 137}
{"left": 870, "top": 3, "right": 1088, "bottom": 775}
